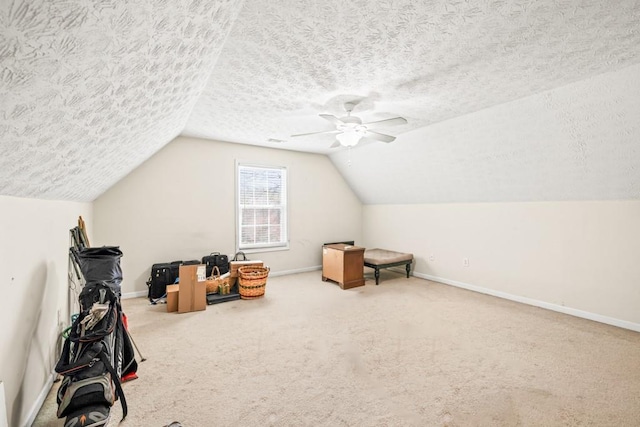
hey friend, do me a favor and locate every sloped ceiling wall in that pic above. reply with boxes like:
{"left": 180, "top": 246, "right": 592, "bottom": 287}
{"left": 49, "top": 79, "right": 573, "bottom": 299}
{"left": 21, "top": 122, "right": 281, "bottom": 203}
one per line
{"left": 1, "top": 0, "right": 639, "bottom": 203}
{"left": 331, "top": 63, "right": 640, "bottom": 204}
{"left": 0, "top": 0, "right": 244, "bottom": 201}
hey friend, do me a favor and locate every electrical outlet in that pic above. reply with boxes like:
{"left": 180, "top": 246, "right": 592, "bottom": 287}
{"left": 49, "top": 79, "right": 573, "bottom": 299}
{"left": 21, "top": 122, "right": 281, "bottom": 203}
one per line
{"left": 429, "top": 254, "right": 435, "bottom": 261}
{"left": 463, "top": 258, "right": 469, "bottom": 267}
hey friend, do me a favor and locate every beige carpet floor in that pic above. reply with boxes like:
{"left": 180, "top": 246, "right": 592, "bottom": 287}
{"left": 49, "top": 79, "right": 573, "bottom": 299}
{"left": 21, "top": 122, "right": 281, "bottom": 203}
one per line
{"left": 34, "top": 270, "right": 640, "bottom": 426}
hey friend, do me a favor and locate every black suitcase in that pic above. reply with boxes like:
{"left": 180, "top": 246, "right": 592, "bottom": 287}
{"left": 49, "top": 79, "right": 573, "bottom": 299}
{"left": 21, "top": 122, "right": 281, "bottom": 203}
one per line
{"left": 147, "top": 260, "right": 203, "bottom": 302}
{"left": 168, "top": 261, "right": 183, "bottom": 285}
{"left": 168, "top": 260, "right": 200, "bottom": 283}
{"left": 201, "top": 252, "right": 229, "bottom": 276}
{"left": 147, "top": 263, "right": 173, "bottom": 300}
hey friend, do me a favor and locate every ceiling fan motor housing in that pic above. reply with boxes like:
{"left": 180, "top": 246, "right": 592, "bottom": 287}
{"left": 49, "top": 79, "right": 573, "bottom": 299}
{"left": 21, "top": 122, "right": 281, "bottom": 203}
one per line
{"left": 337, "top": 115, "right": 366, "bottom": 133}
{"left": 339, "top": 115, "right": 362, "bottom": 124}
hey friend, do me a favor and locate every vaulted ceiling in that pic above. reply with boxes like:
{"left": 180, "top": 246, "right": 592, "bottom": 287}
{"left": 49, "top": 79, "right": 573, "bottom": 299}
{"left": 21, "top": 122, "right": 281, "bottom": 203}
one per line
{"left": 2, "top": 0, "right": 639, "bottom": 202}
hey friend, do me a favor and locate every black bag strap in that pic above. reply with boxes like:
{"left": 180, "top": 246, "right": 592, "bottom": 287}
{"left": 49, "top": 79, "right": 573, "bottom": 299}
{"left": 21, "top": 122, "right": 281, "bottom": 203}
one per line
{"left": 99, "top": 348, "right": 128, "bottom": 420}
{"left": 100, "top": 310, "right": 128, "bottom": 421}
{"left": 232, "top": 251, "right": 247, "bottom": 261}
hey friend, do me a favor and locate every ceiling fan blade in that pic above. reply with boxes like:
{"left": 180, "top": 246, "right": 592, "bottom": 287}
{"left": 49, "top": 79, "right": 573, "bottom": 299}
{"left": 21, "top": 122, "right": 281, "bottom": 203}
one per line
{"left": 291, "top": 129, "right": 339, "bottom": 138}
{"left": 362, "top": 117, "right": 407, "bottom": 129}
{"left": 319, "top": 114, "right": 345, "bottom": 126}
{"left": 329, "top": 141, "right": 341, "bottom": 148}
{"left": 364, "top": 130, "right": 396, "bottom": 143}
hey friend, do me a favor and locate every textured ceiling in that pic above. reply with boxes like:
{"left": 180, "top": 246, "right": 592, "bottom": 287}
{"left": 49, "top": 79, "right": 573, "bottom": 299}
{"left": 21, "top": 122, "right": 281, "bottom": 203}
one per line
{"left": 184, "top": 0, "right": 640, "bottom": 154}
{"left": 1, "top": 0, "right": 640, "bottom": 202}
{"left": 0, "top": 0, "right": 244, "bottom": 201}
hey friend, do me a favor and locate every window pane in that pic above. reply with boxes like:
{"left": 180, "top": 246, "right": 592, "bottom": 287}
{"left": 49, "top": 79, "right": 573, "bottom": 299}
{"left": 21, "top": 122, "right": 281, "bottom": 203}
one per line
{"left": 269, "top": 209, "right": 280, "bottom": 224}
{"left": 255, "top": 209, "right": 269, "bottom": 225}
{"left": 269, "top": 225, "right": 281, "bottom": 242}
{"left": 239, "top": 171, "right": 254, "bottom": 204}
{"left": 267, "top": 171, "right": 281, "bottom": 204}
{"left": 242, "top": 208, "right": 254, "bottom": 225}
{"left": 255, "top": 226, "right": 269, "bottom": 244}
{"left": 241, "top": 226, "right": 254, "bottom": 245}
{"left": 255, "top": 187, "right": 268, "bottom": 205}
{"left": 254, "top": 170, "right": 268, "bottom": 204}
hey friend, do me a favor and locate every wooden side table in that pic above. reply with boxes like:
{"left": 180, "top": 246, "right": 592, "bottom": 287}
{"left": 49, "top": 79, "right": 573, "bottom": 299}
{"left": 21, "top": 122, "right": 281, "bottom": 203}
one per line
{"left": 322, "top": 243, "right": 365, "bottom": 289}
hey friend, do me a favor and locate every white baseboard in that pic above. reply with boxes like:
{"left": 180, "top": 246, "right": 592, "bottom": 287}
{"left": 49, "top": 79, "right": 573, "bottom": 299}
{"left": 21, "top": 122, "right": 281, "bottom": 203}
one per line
{"left": 1, "top": 381, "right": 7, "bottom": 427}
{"left": 414, "top": 272, "right": 640, "bottom": 333}
{"left": 269, "top": 265, "right": 321, "bottom": 277}
{"left": 121, "top": 290, "right": 148, "bottom": 299}
{"left": 23, "top": 372, "right": 56, "bottom": 427}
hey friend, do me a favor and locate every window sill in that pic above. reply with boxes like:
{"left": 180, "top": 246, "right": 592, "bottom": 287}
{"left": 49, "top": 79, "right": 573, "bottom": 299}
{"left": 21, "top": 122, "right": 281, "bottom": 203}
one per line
{"left": 237, "top": 245, "right": 290, "bottom": 255}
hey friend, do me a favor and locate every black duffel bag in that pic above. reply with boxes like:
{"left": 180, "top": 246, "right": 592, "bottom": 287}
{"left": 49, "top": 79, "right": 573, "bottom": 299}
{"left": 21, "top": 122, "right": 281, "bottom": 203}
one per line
{"left": 201, "top": 252, "right": 229, "bottom": 276}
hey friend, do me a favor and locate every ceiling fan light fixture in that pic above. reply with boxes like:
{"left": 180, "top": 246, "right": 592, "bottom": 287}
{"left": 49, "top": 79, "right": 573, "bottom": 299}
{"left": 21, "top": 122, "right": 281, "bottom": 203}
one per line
{"left": 336, "top": 129, "right": 363, "bottom": 147}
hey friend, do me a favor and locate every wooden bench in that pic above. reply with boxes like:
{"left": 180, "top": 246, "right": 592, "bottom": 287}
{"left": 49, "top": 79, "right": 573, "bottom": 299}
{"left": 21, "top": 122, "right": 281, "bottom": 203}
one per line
{"left": 363, "top": 249, "right": 413, "bottom": 285}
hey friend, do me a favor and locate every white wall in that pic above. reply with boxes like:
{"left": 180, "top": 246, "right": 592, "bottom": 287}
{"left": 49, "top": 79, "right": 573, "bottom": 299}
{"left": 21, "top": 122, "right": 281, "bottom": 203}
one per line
{"left": 93, "top": 136, "right": 363, "bottom": 295}
{"left": 363, "top": 201, "right": 640, "bottom": 328}
{"left": 0, "top": 195, "right": 92, "bottom": 427}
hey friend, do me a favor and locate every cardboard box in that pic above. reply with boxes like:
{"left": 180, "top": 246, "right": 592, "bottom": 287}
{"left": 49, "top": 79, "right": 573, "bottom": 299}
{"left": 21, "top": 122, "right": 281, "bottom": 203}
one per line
{"left": 166, "top": 284, "right": 179, "bottom": 312}
{"left": 178, "top": 264, "right": 207, "bottom": 313}
{"left": 229, "top": 260, "right": 263, "bottom": 286}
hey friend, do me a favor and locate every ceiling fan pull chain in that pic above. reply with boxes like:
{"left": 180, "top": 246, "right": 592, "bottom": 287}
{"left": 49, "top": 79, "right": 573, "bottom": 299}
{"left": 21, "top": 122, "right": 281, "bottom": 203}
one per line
{"left": 348, "top": 146, "right": 352, "bottom": 167}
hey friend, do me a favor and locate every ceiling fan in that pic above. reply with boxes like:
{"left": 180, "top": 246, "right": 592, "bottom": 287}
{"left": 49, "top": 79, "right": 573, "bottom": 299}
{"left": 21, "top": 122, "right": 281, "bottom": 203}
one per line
{"left": 291, "top": 102, "right": 407, "bottom": 148}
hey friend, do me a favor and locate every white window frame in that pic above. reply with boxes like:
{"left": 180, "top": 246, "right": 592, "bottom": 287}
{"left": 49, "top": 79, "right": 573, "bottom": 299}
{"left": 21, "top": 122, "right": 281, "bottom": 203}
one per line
{"left": 235, "top": 161, "right": 289, "bottom": 253}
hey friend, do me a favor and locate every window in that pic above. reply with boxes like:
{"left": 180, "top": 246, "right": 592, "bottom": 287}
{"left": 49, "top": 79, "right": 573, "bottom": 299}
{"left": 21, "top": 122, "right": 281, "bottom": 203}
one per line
{"left": 236, "top": 163, "right": 288, "bottom": 251}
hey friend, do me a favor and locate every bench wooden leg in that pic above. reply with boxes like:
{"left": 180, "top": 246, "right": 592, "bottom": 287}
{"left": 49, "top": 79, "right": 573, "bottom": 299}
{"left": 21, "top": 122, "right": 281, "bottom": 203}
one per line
{"left": 375, "top": 268, "right": 380, "bottom": 285}
{"left": 405, "top": 262, "right": 411, "bottom": 278}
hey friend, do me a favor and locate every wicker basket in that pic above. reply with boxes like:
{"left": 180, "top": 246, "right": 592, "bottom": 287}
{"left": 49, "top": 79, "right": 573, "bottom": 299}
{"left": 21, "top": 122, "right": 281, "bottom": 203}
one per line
{"left": 238, "top": 266, "right": 269, "bottom": 299}
{"left": 205, "top": 266, "right": 229, "bottom": 294}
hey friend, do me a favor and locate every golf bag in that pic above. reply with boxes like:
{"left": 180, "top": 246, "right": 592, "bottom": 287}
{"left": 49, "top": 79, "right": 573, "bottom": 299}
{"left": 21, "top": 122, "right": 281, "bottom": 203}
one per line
{"left": 57, "top": 246, "right": 137, "bottom": 426}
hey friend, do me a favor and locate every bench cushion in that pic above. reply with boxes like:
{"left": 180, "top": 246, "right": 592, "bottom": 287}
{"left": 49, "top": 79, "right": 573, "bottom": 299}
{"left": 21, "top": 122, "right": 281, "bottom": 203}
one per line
{"left": 364, "top": 248, "right": 413, "bottom": 265}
